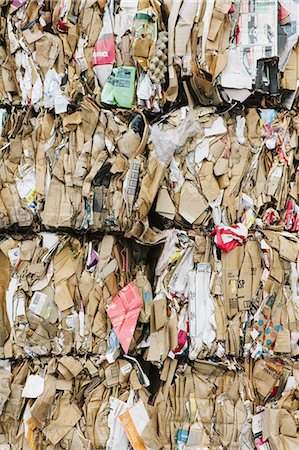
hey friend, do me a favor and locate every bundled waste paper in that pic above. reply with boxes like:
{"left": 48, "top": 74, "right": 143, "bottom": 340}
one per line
{"left": 1, "top": 0, "right": 299, "bottom": 109}
{"left": 0, "top": 0, "right": 298, "bottom": 449}
{"left": 0, "top": 106, "right": 298, "bottom": 239}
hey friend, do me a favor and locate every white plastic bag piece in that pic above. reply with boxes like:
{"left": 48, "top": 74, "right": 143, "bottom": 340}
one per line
{"left": 151, "top": 111, "right": 201, "bottom": 166}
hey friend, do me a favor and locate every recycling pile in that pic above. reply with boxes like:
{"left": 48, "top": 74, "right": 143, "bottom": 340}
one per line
{"left": 0, "top": 103, "right": 150, "bottom": 234}
{"left": 1, "top": 0, "right": 299, "bottom": 110}
{"left": 0, "top": 106, "right": 298, "bottom": 240}
{"left": 0, "top": 1, "right": 299, "bottom": 449}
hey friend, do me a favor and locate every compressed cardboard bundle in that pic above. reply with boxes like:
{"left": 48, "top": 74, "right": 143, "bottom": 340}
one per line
{"left": 0, "top": 105, "right": 298, "bottom": 239}
{"left": 0, "top": 232, "right": 154, "bottom": 360}
{"left": 0, "top": 1, "right": 299, "bottom": 449}
{"left": 0, "top": 0, "right": 299, "bottom": 112}
{"left": 0, "top": 355, "right": 298, "bottom": 449}
{"left": 1, "top": 228, "right": 297, "bottom": 362}
{"left": 144, "top": 229, "right": 299, "bottom": 363}
{"left": 0, "top": 102, "right": 152, "bottom": 234}
{"left": 0, "top": 229, "right": 297, "bottom": 449}
{"left": 153, "top": 107, "right": 299, "bottom": 233}
{"left": 0, "top": 106, "right": 298, "bottom": 449}
{"left": 251, "top": 364, "right": 299, "bottom": 450}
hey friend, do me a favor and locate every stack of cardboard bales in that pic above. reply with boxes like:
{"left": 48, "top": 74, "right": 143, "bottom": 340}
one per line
{"left": 0, "top": 1, "right": 298, "bottom": 449}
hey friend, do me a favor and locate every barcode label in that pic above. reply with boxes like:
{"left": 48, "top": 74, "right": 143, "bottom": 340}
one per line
{"left": 66, "top": 315, "right": 76, "bottom": 330}
{"left": 121, "top": 363, "right": 132, "bottom": 375}
{"left": 32, "top": 293, "right": 42, "bottom": 305}
{"left": 29, "top": 292, "right": 47, "bottom": 316}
